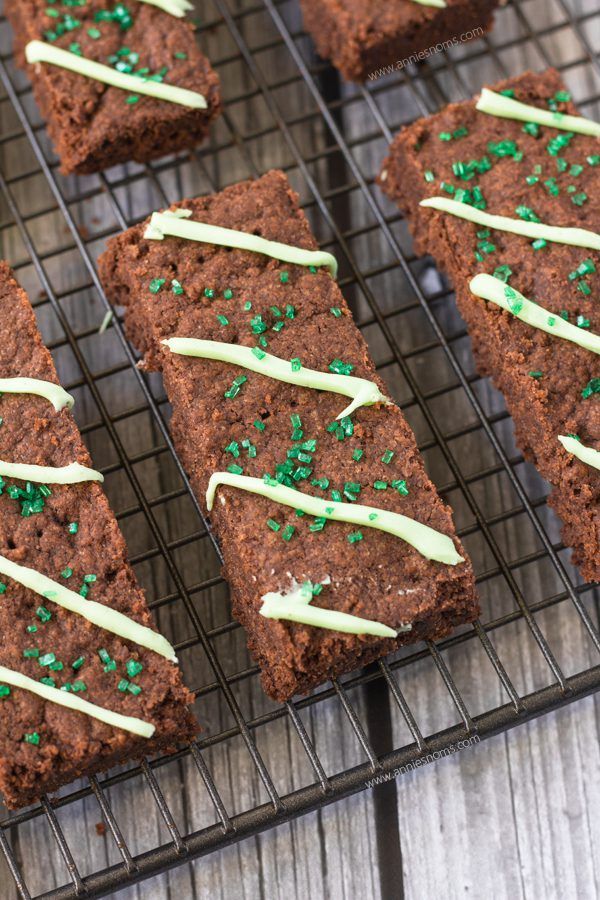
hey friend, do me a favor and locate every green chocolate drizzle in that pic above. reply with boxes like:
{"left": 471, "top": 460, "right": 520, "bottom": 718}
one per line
{"left": 260, "top": 578, "right": 406, "bottom": 637}
{"left": 0, "top": 554, "right": 177, "bottom": 661}
{"left": 0, "top": 378, "right": 73, "bottom": 412}
{"left": 470, "top": 274, "right": 600, "bottom": 355}
{"left": 558, "top": 435, "right": 600, "bottom": 472}
{"left": 476, "top": 87, "right": 600, "bottom": 138}
{"left": 25, "top": 41, "right": 207, "bottom": 109}
{"left": 163, "top": 337, "right": 388, "bottom": 420}
{"left": 144, "top": 210, "right": 338, "bottom": 277}
{"left": 140, "top": 0, "right": 193, "bottom": 17}
{"left": 0, "top": 664, "right": 154, "bottom": 737}
{"left": 206, "top": 472, "right": 464, "bottom": 564}
{"left": 0, "top": 460, "right": 104, "bottom": 485}
{"left": 420, "top": 197, "right": 600, "bottom": 251}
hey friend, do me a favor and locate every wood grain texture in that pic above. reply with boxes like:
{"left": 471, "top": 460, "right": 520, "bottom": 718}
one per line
{"left": 0, "top": 0, "right": 599, "bottom": 897}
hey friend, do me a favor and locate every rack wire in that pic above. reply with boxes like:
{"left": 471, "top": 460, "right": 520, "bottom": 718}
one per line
{"left": 0, "top": 0, "right": 599, "bottom": 895}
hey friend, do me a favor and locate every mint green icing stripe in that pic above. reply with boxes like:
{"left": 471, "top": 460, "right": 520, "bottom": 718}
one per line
{"left": 412, "top": 0, "right": 446, "bottom": 7}
{"left": 0, "top": 460, "right": 104, "bottom": 484}
{"left": 0, "top": 378, "right": 74, "bottom": 412}
{"left": 476, "top": 87, "right": 600, "bottom": 137}
{"left": 470, "top": 274, "right": 600, "bottom": 355}
{"left": 0, "top": 554, "right": 177, "bottom": 661}
{"left": 144, "top": 210, "right": 338, "bottom": 277}
{"left": 206, "top": 472, "right": 464, "bottom": 565}
{"left": 260, "top": 579, "right": 405, "bottom": 637}
{"left": 25, "top": 41, "right": 207, "bottom": 109}
{"left": 164, "top": 337, "right": 388, "bottom": 420}
{"left": 0, "top": 665, "right": 154, "bottom": 738}
{"left": 558, "top": 435, "right": 600, "bottom": 472}
{"left": 140, "top": 0, "right": 193, "bottom": 17}
{"left": 420, "top": 197, "right": 600, "bottom": 251}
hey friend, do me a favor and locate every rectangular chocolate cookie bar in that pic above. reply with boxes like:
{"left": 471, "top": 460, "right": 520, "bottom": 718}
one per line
{"left": 299, "top": 0, "right": 499, "bottom": 82}
{"left": 0, "top": 262, "right": 197, "bottom": 808}
{"left": 98, "top": 169, "right": 478, "bottom": 702}
{"left": 5, "top": 0, "right": 221, "bottom": 174}
{"left": 379, "top": 69, "right": 600, "bottom": 582}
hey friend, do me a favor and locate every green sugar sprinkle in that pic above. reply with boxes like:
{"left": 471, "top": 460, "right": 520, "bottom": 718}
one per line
{"left": 39, "top": 653, "right": 56, "bottom": 667}
{"left": 253, "top": 419, "right": 266, "bottom": 432}
{"left": 72, "top": 656, "right": 85, "bottom": 670}
{"left": 224, "top": 374, "right": 247, "bottom": 399}
{"left": 347, "top": 531, "right": 363, "bottom": 544}
{"left": 515, "top": 205, "right": 541, "bottom": 223}
{"left": 352, "top": 448, "right": 364, "bottom": 462}
{"left": 529, "top": 371, "right": 543, "bottom": 379}
{"left": 0, "top": 685, "right": 10, "bottom": 698}
{"left": 149, "top": 278, "right": 165, "bottom": 294}
{"left": 309, "top": 517, "right": 327, "bottom": 532}
{"left": 171, "top": 279, "right": 184, "bottom": 295}
{"left": 68, "top": 522, "right": 78, "bottom": 535}
{"left": 23, "top": 649, "right": 40, "bottom": 659}
{"left": 267, "top": 518, "right": 280, "bottom": 532}
{"left": 571, "top": 192, "right": 588, "bottom": 206}
{"left": 36, "top": 606, "right": 51, "bottom": 623}
{"left": 381, "top": 450, "right": 394, "bottom": 464}
{"left": 582, "top": 378, "right": 600, "bottom": 399}
{"left": 281, "top": 525, "right": 295, "bottom": 542}
{"left": 493, "top": 265, "right": 512, "bottom": 283}
{"left": 329, "top": 359, "right": 354, "bottom": 376}
{"left": 126, "top": 659, "right": 143, "bottom": 678}
{"left": 569, "top": 258, "right": 596, "bottom": 280}
{"left": 24, "top": 732, "right": 40, "bottom": 745}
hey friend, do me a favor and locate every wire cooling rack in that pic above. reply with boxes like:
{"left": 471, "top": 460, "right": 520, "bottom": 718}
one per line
{"left": 0, "top": 0, "right": 599, "bottom": 895}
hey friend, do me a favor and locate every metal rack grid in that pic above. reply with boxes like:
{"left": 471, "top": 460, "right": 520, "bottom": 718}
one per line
{"left": 0, "top": 0, "right": 599, "bottom": 895}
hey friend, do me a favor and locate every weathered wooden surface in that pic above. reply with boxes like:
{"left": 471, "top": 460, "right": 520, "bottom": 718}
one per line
{"left": 0, "top": 0, "right": 599, "bottom": 897}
